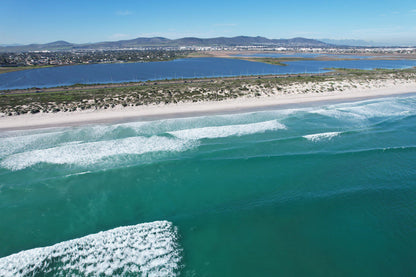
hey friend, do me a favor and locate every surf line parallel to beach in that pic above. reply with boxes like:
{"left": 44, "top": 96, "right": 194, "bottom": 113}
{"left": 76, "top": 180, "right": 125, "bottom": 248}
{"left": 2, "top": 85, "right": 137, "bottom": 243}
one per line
{"left": 1, "top": 78, "right": 415, "bottom": 131}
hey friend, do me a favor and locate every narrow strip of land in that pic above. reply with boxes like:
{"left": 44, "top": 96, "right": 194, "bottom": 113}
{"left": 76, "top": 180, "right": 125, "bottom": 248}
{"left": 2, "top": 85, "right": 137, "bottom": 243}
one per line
{"left": 2, "top": 72, "right": 337, "bottom": 95}
{"left": 0, "top": 68, "right": 415, "bottom": 131}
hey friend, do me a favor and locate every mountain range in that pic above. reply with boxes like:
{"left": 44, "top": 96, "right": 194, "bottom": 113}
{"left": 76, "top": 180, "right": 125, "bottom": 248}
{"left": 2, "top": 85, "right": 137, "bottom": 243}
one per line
{"left": 0, "top": 36, "right": 331, "bottom": 52}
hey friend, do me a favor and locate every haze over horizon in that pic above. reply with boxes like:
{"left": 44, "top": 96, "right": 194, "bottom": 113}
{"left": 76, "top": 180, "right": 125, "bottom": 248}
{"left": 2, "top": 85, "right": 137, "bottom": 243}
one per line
{"left": 1, "top": 0, "right": 416, "bottom": 46}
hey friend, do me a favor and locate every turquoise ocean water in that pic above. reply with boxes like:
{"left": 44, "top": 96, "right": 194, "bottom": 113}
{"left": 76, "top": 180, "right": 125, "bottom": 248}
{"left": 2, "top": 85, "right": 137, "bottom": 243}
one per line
{"left": 0, "top": 95, "right": 416, "bottom": 276}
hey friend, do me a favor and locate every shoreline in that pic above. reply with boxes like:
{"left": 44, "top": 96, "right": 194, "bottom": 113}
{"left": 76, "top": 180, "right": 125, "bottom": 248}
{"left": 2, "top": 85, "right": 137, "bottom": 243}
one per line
{"left": 1, "top": 83, "right": 415, "bottom": 132}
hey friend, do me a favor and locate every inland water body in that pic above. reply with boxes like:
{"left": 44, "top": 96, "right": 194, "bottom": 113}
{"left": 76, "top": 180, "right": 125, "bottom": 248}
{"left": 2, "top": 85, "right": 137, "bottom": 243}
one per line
{"left": 1, "top": 57, "right": 416, "bottom": 90}
{"left": 0, "top": 95, "right": 416, "bottom": 276}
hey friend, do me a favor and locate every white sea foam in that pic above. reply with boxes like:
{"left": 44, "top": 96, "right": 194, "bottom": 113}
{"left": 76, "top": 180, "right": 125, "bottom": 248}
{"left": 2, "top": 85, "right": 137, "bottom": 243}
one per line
{"left": 0, "top": 221, "right": 181, "bottom": 277}
{"left": 0, "top": 131, "right": 64, "bottom": 157}
{"left": 311, "top": 98, "right": 414, "bottom": 123}
{"left": 1, "top": 136, "right": 194, "bottom": 171}
{"left": 169, "top": 120, "right": 286, "bottom": 140}
{"left": 303, "top": 132, "right": 341, "bottom": 142}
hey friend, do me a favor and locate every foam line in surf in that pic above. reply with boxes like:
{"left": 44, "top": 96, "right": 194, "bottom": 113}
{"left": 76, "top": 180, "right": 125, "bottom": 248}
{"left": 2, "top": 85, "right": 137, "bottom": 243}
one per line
{"left": 0, "top": 131, "right": 64, "bottom": 157}
{"left": 168, "top": 120, "right": 286, "bottom": 140}
{"left": 310, "top": 98, "right": 415, "bottom": 122}
{"left": 1, "top": 136, "right": 195, "bottom": 171}
{"left": 303, "top": 132, "right": 341, "bottom": 142}
{"left": 0, "top": 221, "right": 181, "bottom": 277}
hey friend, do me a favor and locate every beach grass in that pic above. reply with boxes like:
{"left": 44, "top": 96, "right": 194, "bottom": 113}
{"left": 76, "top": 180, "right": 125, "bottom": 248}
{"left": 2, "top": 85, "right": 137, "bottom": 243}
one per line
{"left": 0, "top": 67, "right": 415, "bottom": 116}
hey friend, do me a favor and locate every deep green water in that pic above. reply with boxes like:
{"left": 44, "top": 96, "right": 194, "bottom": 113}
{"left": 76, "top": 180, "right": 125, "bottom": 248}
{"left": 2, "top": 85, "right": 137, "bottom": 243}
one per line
{"left": 1, "top": 95, "right": 416, "bottom": 276}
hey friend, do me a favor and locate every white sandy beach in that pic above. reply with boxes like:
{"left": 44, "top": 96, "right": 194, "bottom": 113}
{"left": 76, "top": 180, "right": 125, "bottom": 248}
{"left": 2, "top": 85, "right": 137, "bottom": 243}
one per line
{"left": 1, "top": 78, "right": 415, "bottom": 131}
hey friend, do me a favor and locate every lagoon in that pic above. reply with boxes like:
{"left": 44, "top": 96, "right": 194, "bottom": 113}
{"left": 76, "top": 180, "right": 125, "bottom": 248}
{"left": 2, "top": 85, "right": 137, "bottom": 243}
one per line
{"left": 1, "top": 57, "right": 416, "bottom": 90}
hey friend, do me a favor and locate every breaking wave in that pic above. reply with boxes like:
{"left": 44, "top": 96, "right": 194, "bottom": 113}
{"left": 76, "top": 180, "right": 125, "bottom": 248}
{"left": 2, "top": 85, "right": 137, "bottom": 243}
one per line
{"left": 169, "top": 120, "right": 286, "bottom": 140}
{"left": 0, "top": 120, "right": 287, "bottom": 170}
{"left": 303, "top": 132, "right": 341, "bottom": 142}
{"left": 2, "top": 95, "right": 414, "bottom": 171}
{"left": 0, "top": 131, "right": 64, "bottom": 157}
{"left": 310, "top": 97, "right": 416, "bottom": 123}
{"left": 0, "top": 221, "right": 181, "bottom": 277}
{"left": 1, "top": 136, "right": 195, "bottom": 171}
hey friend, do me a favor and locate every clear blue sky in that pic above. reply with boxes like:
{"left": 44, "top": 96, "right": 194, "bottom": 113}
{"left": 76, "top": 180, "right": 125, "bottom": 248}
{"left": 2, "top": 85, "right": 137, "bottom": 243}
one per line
{"left": 1, "top": 0, "right": 416, "bottom": 45}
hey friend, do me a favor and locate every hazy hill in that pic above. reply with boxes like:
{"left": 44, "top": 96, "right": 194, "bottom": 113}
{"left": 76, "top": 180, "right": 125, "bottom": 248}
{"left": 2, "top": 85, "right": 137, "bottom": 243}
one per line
{"left": 320, "top": 39, "right": 376, "bottom": 47}
{"left": 0, "top": 36, "right": 331, "bottom": 52}
{"left": 320, "top": 38, "right": 415, "bottom": 47}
